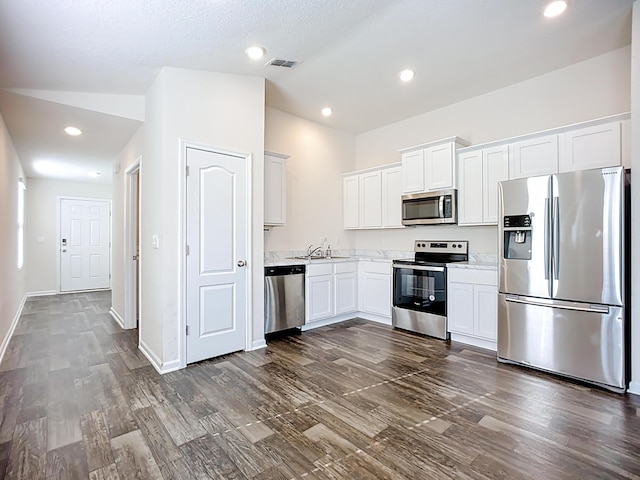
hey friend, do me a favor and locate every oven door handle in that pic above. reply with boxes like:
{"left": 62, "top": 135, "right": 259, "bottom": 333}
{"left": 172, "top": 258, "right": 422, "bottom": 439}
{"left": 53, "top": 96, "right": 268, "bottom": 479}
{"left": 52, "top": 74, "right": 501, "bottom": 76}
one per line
{"left": 392, "top": 264, "right": 445, "bottom": 273}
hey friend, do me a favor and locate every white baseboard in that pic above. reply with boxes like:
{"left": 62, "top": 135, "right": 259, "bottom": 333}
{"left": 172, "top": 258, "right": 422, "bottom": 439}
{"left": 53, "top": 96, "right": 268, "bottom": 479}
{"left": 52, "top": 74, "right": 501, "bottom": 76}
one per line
{"left": 109, "top": 308, "right": 125, "bottom": 329}
{"left": 628, "top": 381, "right": 640, "bottom": 396}
{"left": 0, "top": 294, "right": 27, "bottom": 366}
{"left": 250, "top": 339, "right": 267, "bottom": 351}
{"left": 450, "top": 333, "right": 497, "bottom": 352}
{"left": 357, "top": 312, "right": 392, "bottom": 326}
{"left": 139, "top": 338, "right": 182, "bottom": 375}
{"left": 139, "top": 338, "right": 163, "bottom": 374}
{"left": 26, "top": 290, "right": 57, "bottom": 297}
{"left": 301, "top": 313, "right": 357, "bottom": 331}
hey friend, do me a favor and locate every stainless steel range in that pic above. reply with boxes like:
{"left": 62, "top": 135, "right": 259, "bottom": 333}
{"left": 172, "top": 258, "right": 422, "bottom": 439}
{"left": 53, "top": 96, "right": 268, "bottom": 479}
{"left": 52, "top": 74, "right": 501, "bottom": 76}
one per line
{"left": 392, "top": 240, "right": 468, "bottom": 339}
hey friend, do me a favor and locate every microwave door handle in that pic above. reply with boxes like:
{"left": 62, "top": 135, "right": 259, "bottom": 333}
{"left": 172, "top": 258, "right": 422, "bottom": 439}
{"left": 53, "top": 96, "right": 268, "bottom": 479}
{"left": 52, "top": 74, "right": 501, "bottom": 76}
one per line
{"left": 439, "top": 196, "right": 444, "bottom": 218}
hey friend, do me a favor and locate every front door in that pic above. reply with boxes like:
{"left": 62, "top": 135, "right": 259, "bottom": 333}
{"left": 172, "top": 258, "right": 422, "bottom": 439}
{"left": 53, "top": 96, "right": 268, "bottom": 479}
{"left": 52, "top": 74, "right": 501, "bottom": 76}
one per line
{"left": 60, "top": 198, "right": 111, "bottom": 292}
{"left": 186, "top": 146, "right": 248, "bottom": 364}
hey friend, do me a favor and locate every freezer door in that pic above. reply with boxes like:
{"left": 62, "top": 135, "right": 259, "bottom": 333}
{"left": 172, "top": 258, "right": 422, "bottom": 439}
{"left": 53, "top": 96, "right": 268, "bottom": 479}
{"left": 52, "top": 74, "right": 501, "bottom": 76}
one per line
{"left": 497, "top": 294, "right": 625, "bottom": 390}
{"left": 551, "top": 167, "right": 624, "bottom": 305}
{"left": 498, "top": 175, "right": 551, "bottom": 298}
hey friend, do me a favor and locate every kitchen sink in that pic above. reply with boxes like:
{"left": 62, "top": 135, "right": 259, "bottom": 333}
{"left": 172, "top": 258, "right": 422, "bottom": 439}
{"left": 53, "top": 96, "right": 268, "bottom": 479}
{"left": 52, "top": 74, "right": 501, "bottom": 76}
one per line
{"left": 287, "top": 256, "right": 351, "bottom": 260}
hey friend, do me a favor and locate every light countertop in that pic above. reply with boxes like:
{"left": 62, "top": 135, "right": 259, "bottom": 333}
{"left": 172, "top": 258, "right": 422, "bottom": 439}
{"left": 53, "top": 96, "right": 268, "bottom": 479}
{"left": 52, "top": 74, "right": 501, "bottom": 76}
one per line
{"left": 446, "top": 261, "right": 498, "bottom": 271}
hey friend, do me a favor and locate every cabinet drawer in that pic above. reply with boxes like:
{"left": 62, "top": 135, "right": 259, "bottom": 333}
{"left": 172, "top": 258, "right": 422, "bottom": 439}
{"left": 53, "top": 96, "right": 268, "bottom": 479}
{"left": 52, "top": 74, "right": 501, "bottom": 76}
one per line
{"left": 359, "top": 261, "right": 391, "bottom": 275}
{"left": 335, "top": 262, "right": 357, "bottom": 274}
{"left": 307, "top": 263, "right": 334, "bottom": 277}
{"left": 447, "top": 268, "right": 497, "bottom": 286}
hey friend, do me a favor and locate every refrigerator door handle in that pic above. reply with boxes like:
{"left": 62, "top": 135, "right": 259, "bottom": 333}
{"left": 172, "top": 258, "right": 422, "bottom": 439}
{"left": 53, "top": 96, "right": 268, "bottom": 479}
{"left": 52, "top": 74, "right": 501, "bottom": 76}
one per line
{"left": 553, "top": 196, "right": 560, "bottom": 280}
{"left": 505, "top": 296, "right": 610, "bottom": 314}
{"left": 544, "top": 198, "right": 551, "bottom": 280}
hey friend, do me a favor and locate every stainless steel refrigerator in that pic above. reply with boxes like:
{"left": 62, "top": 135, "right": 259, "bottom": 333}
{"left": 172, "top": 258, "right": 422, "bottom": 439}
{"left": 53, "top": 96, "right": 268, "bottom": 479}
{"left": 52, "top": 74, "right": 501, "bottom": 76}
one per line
{"left": 497, "top": 166, "right": 628, "bottom": 392}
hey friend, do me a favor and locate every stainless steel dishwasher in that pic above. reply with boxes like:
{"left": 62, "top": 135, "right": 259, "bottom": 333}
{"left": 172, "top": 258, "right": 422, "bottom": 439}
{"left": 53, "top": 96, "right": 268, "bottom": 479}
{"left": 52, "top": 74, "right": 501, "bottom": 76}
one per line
{"left": 265, "top": 265, "right": 306, "bottom": 334}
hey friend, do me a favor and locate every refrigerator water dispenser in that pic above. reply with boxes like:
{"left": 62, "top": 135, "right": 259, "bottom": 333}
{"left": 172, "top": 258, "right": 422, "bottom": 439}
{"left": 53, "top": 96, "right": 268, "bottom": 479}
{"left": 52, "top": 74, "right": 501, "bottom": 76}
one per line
{"left": 503, "top": 215, "right": 532, "bottom": 260}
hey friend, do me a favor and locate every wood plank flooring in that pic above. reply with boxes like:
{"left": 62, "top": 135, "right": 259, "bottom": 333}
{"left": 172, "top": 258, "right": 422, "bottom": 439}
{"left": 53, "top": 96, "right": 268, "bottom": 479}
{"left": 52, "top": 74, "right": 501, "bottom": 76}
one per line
{"left": 1, "top": 291, "right": 640, "bottom": 479}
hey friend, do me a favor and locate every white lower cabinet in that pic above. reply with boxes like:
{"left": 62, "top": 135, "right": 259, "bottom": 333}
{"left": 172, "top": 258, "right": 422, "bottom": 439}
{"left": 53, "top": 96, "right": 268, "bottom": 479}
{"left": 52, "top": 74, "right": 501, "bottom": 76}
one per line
{"left": 358, "top": 261, "right": 391, "bottom": 318}
{"left": 447, "top": 267, "right": 497, "bottom": 350}
{"left": 306, "top": 262, "right": 357, "bottom": 324}
{"left": 335, "top": 262, "right": 357, "bottom": 315}
{"left": 307, "top": 274, "right": 334, "bottom": 322}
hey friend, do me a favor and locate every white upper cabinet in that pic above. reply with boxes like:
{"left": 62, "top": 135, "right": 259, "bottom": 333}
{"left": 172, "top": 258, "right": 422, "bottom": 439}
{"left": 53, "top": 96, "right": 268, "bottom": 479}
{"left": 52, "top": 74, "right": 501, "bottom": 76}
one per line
{"left": 343, "top": 164, "right": 404, "bottom": 230}
{"left": 401, "top": 149, "right": 425, "bottom": 193}
{"left": 343, "top": 175, "right": 360, "bottom": 229}
{"left": 359, "top": 171, "right": 382, "bottom": 228}
{"left": 381, "top": 166, "right": 403, "bottom": 228}
{"left": 458, "top": 145, "right": 508, "bottom": 225}
{"left": 457, "top": 150, "right": 484, "bottom": 225}
{"left": 425, "top": 142, "right": 455, "bottom": 190}
{"left": 399, "top": 137, "right": 469, "bottom": 194}
{"left": 558, "top": 121, "right": 621, "bottom": 172}
{"left": 482, "top": 146, "right": 510, "bottom": 223}
{"left": 264, "top": 152, "right": 287, "bottom": 226}
{"left": 508, "top": 115, "right": 627, "bottom": 180}
{"left": 510, "top": 134, "right": 558, "bottom": 179}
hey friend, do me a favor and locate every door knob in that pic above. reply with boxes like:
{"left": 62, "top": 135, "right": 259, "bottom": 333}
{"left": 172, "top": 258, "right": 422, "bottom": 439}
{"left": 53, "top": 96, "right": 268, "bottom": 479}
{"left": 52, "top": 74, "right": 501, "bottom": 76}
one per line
{"left": 62, "top": 249, "right": 67, "bottom": 253}
{"left": 237, "top": 260, "right": 246, "bottom": 267}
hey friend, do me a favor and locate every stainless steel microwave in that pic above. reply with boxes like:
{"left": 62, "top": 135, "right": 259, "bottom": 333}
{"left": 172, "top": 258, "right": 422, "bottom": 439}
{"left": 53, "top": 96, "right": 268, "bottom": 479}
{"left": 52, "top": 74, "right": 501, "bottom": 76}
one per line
{"left": 402, "top": 189, "right": 457, "bottom": 225}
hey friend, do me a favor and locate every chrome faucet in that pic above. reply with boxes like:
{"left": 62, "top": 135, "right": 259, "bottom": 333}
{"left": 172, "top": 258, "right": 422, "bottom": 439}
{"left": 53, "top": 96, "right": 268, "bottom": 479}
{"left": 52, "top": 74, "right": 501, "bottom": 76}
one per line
{"left": 307, "top": 244, "right": 323, "bottom": 257}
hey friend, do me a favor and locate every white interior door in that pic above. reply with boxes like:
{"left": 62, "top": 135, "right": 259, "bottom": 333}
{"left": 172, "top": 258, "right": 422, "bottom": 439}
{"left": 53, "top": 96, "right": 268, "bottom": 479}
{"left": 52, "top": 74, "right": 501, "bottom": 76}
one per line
{"left": 60, "top": 198, "right": 111, "bottom": 292}
{"left": 186, "top": 146, "right": 247, "bottom": 364}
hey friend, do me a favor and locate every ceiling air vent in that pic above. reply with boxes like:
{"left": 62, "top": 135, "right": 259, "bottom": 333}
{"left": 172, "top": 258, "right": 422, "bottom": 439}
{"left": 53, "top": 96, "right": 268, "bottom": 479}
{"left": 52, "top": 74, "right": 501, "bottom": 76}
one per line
{"left": 266, "top": 58, "right": 300, "bottom": 69}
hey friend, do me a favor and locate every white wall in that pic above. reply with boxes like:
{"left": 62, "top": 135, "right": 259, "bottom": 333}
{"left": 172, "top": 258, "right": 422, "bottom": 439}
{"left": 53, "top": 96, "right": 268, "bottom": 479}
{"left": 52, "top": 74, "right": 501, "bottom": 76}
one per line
{"left": 25, "top": 178, "right": 112, "bottom": 294}
{"left": 0, "top": 112, "right": 26, "bottom": 359}
{"left": 110, "top": 125, "right": 144, "bottom": 321}
{"left": 141, "top": 67, "right": 265, "bottom": 370}
{"left": 629, "top": 1, "right": 640, "bottom": 395}
{"left": 353, "top": 46, "right": 631, "bottom": 254}
{"left": 264, "top": 108, "right": 356, "bottom": 253}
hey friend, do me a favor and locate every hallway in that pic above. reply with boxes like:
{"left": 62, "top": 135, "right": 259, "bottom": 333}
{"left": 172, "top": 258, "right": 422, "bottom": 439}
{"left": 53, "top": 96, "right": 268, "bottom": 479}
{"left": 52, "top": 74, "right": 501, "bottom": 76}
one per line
{"left": 1, "top": 292, "right": 640, "bottom": 479}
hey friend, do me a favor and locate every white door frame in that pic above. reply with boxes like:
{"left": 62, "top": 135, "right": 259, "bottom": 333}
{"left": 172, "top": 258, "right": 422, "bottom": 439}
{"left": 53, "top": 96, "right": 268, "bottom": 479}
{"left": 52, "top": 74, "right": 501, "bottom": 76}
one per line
{"left": 178, "top": 139, "right": 253, "bottom": 369}
{"left": 56, "top": 196, "right": 112, "bottom": 293}
{"left": 124, "top": 156, "right": 141, "bottom": 329}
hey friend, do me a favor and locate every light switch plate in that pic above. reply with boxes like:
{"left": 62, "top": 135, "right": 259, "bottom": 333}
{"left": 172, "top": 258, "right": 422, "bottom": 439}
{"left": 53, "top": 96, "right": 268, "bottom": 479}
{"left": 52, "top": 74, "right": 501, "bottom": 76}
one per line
{"left": 152, "top": 235, "right": 160, "bottom": 249}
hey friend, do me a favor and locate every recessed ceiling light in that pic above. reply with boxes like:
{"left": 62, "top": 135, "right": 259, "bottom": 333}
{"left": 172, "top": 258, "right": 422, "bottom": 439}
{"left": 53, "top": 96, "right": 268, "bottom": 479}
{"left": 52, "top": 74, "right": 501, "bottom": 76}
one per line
{"left": 245, "top": 46, "right": 266, "bottom": 60}
{"left": 88, "top": 171, "right": 101, "bottom": 178}
{"left": 399, "top": 69, "right": 415, "bottom": 82}
{"left": 64, "top": 126, "right": 82, "bottom": 136}
{"left": 322, "top": 107, "right": 333, "bottom": 117}
{"left": 544, "top": 0, "right": 567, "bottom": 18}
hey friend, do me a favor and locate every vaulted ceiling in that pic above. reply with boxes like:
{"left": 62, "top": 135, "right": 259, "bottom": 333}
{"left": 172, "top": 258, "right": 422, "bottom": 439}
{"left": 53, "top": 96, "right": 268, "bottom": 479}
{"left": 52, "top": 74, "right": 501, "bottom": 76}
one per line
{"left": 0, "top": 0, "right": 634, "bottom": 183}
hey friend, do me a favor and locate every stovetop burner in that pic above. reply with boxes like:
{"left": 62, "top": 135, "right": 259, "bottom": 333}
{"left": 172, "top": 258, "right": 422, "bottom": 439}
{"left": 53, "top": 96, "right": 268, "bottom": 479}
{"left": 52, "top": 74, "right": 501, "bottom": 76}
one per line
{"left": 394, "top": 240, "right": 469, "bottom": 266}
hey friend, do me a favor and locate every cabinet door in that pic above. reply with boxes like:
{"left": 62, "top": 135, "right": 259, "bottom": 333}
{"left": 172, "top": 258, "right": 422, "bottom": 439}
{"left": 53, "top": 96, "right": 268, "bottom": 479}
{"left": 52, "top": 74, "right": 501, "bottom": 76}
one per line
{"left": 343, "top": 175, "right": 359, "bottom": 229}
{"left": 510, "top": 135, "right": 558, "bottom": 179}
{"left": 335, "top": 273, "right": 357, "bottom": 315}
{"left": 482, "top": 146, "right": 509, "bottom": 224}
{"left": 401, "top": 150, "right": 425, "bottom": 193}
{"left": 359, "top": 171, "right": 382, "bottom": 228}
{"left": 447, "top": 282, "right": 474, "bottom": 335}
{"left": 264, "top": 154, "right": 286, "bottom": 225}
{"left": 425, "top": 143, "right": 454, "bottom": 190}
{"left": 457, "top": 150, "right": 483, "bottom": 225}
{"left": 381, "top": 166, "right": 403, "bottom": 228}
{"left": 360, "top": 272, "right": 391, "bottom": 317}
{"left": 474, "top": 284, "right": 497, "bottom": 340}
{"left": 559, "top": 121, "right": 621, "bottom": 173}
{"left": 307, "top": 275, "right": 334, "bottom": 322}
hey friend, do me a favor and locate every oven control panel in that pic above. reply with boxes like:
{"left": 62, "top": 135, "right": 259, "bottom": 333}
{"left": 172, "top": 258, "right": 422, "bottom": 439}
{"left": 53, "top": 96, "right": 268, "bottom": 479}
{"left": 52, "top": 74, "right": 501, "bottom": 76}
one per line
{"left": 414, "top": 240, "right": 468, "bottom": 254}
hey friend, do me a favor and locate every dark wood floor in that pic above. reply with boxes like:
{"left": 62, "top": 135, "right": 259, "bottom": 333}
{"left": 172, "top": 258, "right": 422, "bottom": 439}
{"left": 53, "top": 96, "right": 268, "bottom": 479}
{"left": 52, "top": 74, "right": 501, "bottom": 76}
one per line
{"left": 1, "top": 291, "right": 640, "bottom": 479}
